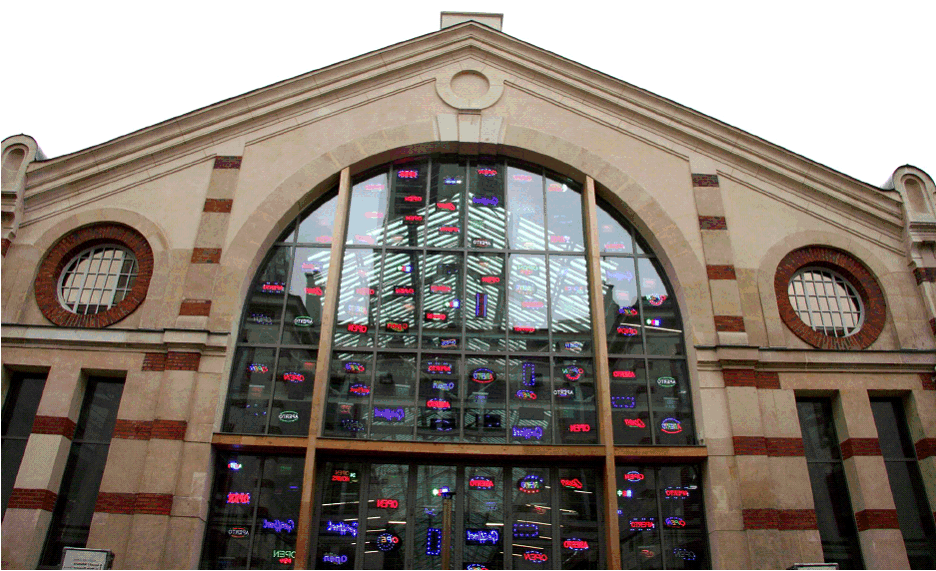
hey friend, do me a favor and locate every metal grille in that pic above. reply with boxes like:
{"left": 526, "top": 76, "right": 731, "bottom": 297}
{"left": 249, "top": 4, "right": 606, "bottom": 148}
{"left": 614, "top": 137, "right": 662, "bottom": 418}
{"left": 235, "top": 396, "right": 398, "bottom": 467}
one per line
{"left": 57, "top": 245, "right": 138, "bottom": 315}
{"left": 788, "top": 267, "right": 863, "bottom": 337}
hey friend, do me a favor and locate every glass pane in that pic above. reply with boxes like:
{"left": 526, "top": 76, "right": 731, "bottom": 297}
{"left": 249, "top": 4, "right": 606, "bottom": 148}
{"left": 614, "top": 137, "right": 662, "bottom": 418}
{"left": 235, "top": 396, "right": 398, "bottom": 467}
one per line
{"left": 803, "top": 461, "right": 863, "bottom": 569}
{"left": 597, "top": 203, "right": 634, "bottom": 254}
{"left": 796, "top": 400, "right": 842, "bottom": 462}
{"left": 554, "top": 359, "right": 598, "bottom": 445}
{"left": 870, "top": 398, "right": 917, "bottom": 459}
{"left": 617, "top": 466, "right": 660, "bottom": 570}
{"left": 270, "top": 349, "right": 315, "bottom": 436}
{"left": 241, "top": 247, "right": 292, "bottom": 344}
{"left": 883, "top": 460, "right": 936, "bottom": 568}
{"left": 371, "top": 354, "right": 416, "bottom": 441}
{"left": 659, "top": 465, "right": 706, "bottom": 570}
{"left": 382, "top": 162, "right": 428, "bottom": 247}
{"left": 420, "top": 253, "right": 463, "bottom": 349}
{"left": 545, "top": 176, "right": 584, "bottom": 252}
{"left": 333, "top": 249, "right": 378, "bottom": 348}
{"left": 648, "top": 360, "right": 694, "bottom": 446}
{"left": 465, "top": 254, "right": 507, "bottom": 351}
{"left": 315, "top": 462, "right": 362, "bottom": 570}
{"left": 417, "top": 356, "right": 461, "bottom": 441}
{"left": 468, "top": 160, "right": 506, "bottom": 249}
{"left": 224, "top": 347, "right": 276, "bottom": 434}
{"left": 377, "top": 250, "right": 421, "bottom": 348}
{"left": 413, "top": 465, "right": 456, "bottom": 570}
{"left": 362, "top": 464, "right": 408, "bottom": 569}
{"left": 281, "top": 247, "right": 331, "bottom": 346}
{"left": 508, "top": 254, "right": 549, "bottom": 352}
{"left": 73, "top": 377, "right": 123, "bottom": 442}
{"left": 558, "top": 467, "right": 601, "bottom": 570}
{"left": 250, "top": 456, "right": 304, "bottom": 570}
{"left": 638, "top": 259, "right": 683, "bottom": 357}
{"left": 603, "top": 258, "right": 642, "bottom": 355}
{"left": 346, "top": 172, "right": 389, "bottom": 247}
{"left": 427, "top": 159, "right": 466, "bottom": 248}
{"left": 463, "top": 356, "right": 507, "bottom": 444}
{"left": 610, "top": 358, "right": 651, "bottom": 446}
{"left": 509, "top": 358, "right": 552, "bottom": 444}
{"left": 296, "top": 194, "right": 339, "bottom": 245}
{"left": 551, "top": 256, "right": 592, "bottom": 354}
{"left": 323, "top": 352, "right": 372, "bottom": 438}
{"left": 507, "top": 165, "right": 545, "bottom": 251}
{"left": 511, "top": 467, "right": 552, "bottom": 568}
{"left": 464, "top": 466, "right": 504, "bottom": 570}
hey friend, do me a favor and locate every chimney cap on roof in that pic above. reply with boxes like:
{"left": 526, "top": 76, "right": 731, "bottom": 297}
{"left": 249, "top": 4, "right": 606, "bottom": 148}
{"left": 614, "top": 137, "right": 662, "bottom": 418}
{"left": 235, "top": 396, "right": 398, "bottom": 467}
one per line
{"left": 440, "top": 11, "right": 503, "bottom": 31}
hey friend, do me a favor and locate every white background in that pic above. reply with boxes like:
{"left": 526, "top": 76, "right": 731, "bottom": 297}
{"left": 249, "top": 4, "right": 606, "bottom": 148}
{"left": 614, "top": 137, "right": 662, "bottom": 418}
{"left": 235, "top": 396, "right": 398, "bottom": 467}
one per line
{"left": 2, "top": 0, "right": 933, "bottom": 186}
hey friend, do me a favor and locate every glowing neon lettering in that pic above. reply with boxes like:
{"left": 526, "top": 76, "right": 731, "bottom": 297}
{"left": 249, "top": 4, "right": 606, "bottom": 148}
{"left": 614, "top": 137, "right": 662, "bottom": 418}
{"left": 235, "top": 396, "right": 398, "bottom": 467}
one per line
{"left": 624, "top": 418, "right": 646, "bottom": 428}
{"left": 568, "top": 423, "right": 591, "bottom": 433}
{"left": 347, "top": 323, "right": 368, "bottom": 333}
{"left": 293, "top": 316, "right": 313, "bottom": 327}
{"left": 282, "top": 372, "right": 304, "bottom": 382}
{"left": 515, "top": 389, "right": 537, "bottom": 400}
{"left": 432, "top": 380, "right": 455, "bottom": 391}
{"left": 665, "top": 487, "right": 691, "bottom": 498}
{"left": 250, "top": 313, "right": 273, "bottom": 325}
{"left": 470, "top": 368, "right": 495, "bottom": 383}
{"left": 424, "top": 312, "right": 448, "bottom": 321}
{"left": 518, "top": 474, "right": 544, "bottom": 494}
{"left": 611, "top": 396, "right": 636, "bottom": 409}
{"left": 261, "top": 282, "right": 285, "bottom": 293}
{"left": 306, "top": 287, "right": 324, "bottom": 296}
{"left": 373, "top": 408, "right": 405, "bottom": 421}
{"left": 554, "top": 387, "right": 574, "bottom": 398}
{"left": 516, "top": 263, "right": 538, "bottom": 275}
{"left": 646, "top": 294, "right": 667, "bottom": 306}
{"left": 376, "top": 532, "right": 400, "bottom": 551}
{"left": 561, "top": 478, "right": 583, "bottom": 489}
{"left": 262, "top": 519, "right": 295, "bottom": 533}
{"left": 325, "top": 521, "right": 358, "bottom": 536}
{"left": 522, "top": 300, "right": 544, "bottom": 308}
{"left": 465, "top": 529, "right": 500, "bottom": 544}
{"left": 349, "top": 384, "right": 370, "bottom": 396}
{"left": 247, "top": 364, "right": 268, "bottom": 373}
{"left": 619, "top": 306, "right": 638, "bottom": 315}
{"left": 344, "top": 362, "right": 365, "bottom": 373}
{"left": 660, "top": 418, "right": 683, "bottom": 434}
{"left": 398, "top": 170, "right": 419, "bottom": 179}
{"left": 404, "top": 215, "right": 424, "bottom": 223}
{"left": 472, "top": 195, "right": 499, "bottom": 206}
{"left": 472, "top": 238, "right": 492, "bottom": 248}
{"left": 613, "top": 370, "right": 636, "bottom": 378}
{"left": 227, "top": 527, "right": 249, "bottom": 537}
{"left": 469, "top": 476, "right": 495, "bottom": 489}
{"left": 439, "top": 226, "right": 459, "bottom": 233}
{"left": 447, "top": 299, "right": 460, "bottom": 309}
{"left": 228, "top": 461, "right": 242, "bottom": 470}
{"left": 657, "top": 376, "right": 677, "bottom": 388}
{"left": 480, "top": 276, "right": 500, "bottom": 284}
{"left": 375, "top": 499, "right": 399, "bottom": 509}
{"left": 617, "top": 326, "right": 639, "bottom": 336}
{"left": 513, "top": 325, "right": 536, "bottom": 333}
{"left": 322, "top": 553, "right": 347, "bottom": 564}
{"left": 513, "top": 426, "right": 544, "bottom": 441}
{"left": 665, "top": 516, "right": 687, "bottom": 527}
{"left": 512, "top": 174, "right": 533, "bottom": 182}
{"left": 550, "top": 235, "right": 571, "bottom": 244}
{"left": 426, "top": 399, "right": 451, "bottom": 409}
{"left": 399, "top": 264, "right": 412, "bottom": 273}
{"left": 564, "top": 341, "right": 584, "bottom": 352}
{"left": 440, "top": 338, "right": 458, "bottom": 347}
{"left": 630, "top": 518, "right": 656, "bottom": 530}
{"left": 385, "top": 321, "right": 409, "bottom": 332}
{"left": 513, "top": 523, "right": 539, "bottom": 538}
{"left": 617, "top": 489, "right": 633, "bottom": 498}
{"left": 443, "top": 177, "right": 462, "bottom": 185}
{"left": 426, "top": 361, "right": 452, "bottom": 374}
{"left": 646, "top": 318, "right": 661, "bottom": 327}
{"left": 395, "top": 287, "right": 415, "bottom": 295}
{"left": 624, "top": 471, "right": 645, "bottom": 482}
{"left": 437, "top": 202, "right": 457, "bottom": 211}
{"left": 563, "top": 539, "right": 589, "bottom": 551}
{"left": 227, "top": 492, "right": 250, "bottom": 504}
{"left": 430, "top": 284, "right": 452, "bottom": 293}
{"left": 278, "top": 411, "right": 299, "bottom": 423}
{"left": 477, "top": 168, "right": 497, "bottom": 177}
{"left": 563, "top": 366, "right": 584, "bottom": 381}
{"left": 426, "top": 528, "right": 442, "bottom": 556}
{"left": 674, "top": 548, "right": 697, "bottom": 561}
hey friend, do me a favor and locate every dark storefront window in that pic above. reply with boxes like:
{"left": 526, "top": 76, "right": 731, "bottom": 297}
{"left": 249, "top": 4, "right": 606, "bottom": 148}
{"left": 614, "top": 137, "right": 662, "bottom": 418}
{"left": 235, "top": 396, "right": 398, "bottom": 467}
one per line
{"left": 1, "top": 372, "right": 47, "bottom": 517}
{"left": 870, "top": 397, "right": 936, "bottom": 568}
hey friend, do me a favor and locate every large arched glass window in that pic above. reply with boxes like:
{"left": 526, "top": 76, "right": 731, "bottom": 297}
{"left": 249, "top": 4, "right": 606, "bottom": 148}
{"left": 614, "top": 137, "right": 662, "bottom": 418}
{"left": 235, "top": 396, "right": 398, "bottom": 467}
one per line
{"left": 221, "top": 156, "right": 693, "bottom": 446}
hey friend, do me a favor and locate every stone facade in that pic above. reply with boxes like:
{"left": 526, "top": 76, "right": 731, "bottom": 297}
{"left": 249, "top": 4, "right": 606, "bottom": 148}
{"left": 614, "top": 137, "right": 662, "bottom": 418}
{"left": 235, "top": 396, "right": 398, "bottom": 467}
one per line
{"left": 3, "top": 14, "right": 936, "bottom": 570}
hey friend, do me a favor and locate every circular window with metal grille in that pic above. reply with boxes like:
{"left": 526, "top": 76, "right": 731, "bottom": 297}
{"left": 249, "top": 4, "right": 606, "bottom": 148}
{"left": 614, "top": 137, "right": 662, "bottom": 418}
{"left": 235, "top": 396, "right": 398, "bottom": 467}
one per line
{"left": 788, "top": 267, "right": 864, "bottom": 337}
{"left": 57, "top": 245, "right": 139, "bottom": 315}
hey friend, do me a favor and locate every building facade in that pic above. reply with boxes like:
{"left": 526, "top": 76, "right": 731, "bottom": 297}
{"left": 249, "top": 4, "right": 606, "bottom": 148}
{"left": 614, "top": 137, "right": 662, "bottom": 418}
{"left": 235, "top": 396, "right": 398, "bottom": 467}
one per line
{"left": 2, "top": 13, "right": 935, "bottom": 570}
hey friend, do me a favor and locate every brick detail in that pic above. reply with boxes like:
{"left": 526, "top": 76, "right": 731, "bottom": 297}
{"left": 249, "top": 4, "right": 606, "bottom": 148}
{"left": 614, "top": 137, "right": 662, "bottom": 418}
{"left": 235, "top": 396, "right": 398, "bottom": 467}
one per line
{"left": 840, "top": 438, "right": 882, "bottom": 459}
{"left": 151, "top": 419, "right": 187, "bottom": 440}
{"left": 921, "top": 373, "right": 936, "bottom": 390}
{"left": 742, "top": 508, "right": 779, "bottom": 529}
{"left": 913, "top": 267, "right": 936, "bottom": 284}
{"left": 714, "top": 315, "right": 745, "bottom": 332}
{"left": 32, "top": 415, "right": 77, "bottom": 439}
{"left": 775, "top": 246, "right": 886, "bottom": 350}
{"left": 191, "top": 247, "right": 221, "bottom": 264}
{"left": 166, "top": 351, "right": 200, "bottom": 371}
{"left": 203, "top": 198, "right": 233, "bottom": 213}
{"left": 723, "top": 369, "right": 781, "bottom": 389}
{"left": 931, "top": 318, "right": 936, "bottom": 336}
{"left": 7, "top": 488, "right": 57, "bottom": 511}
{"left": 778, "top": 509, "right": 818, "bottom": 530}
{"left": 34, "top": 223, "right": 154, "bottom": 328}
{"left": 699, "top": 216, "right": 727, "bottom": 230}
{"left": 691, "top": 174, "right": 720, "bottom": 187}
{"left": 755, "top": 371, "right": 781, "bottom": 389}
{"left": 179, "top": 299, "right": 212, "bottom": 316}
{"left": 95, "top": 492, "right": 173, "bottom": 515}
{"left": 706, "top": 265, "right": 737, "bottom": 280}
{"left": 915, "top": 437, "right": 936, "bottom": 460}
{"left": 112, "top": 419, "right": 153, "bottom": 440}
{"left": 213, "top": 156, "right": 242, "bottom": 169}
{"left": 95, "top": 492, "right": 137, "bottom": 514}
{"left": 142, "top": 352, "right": 166, "bottom": 371}
{"left": 766, "top": 437, "right": 805, "bottom": 456}
{"left": 855, "top": 509, "right": 900, "bottom": 531}
{"left": 1, "top": 237, "right": 10, "bottom": 257}
{"left": 733, "top": 436, "right": 767, "bottom": 455}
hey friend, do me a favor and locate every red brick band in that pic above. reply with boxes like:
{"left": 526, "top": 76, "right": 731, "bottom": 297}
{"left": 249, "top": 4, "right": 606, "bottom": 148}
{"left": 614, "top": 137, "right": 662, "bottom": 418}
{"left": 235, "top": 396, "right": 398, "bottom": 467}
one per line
{"left": 113, "top": 419, "right": 153, "bottom": 440}
{"left": 179, "top": 299, "right": 212, "bottom": 316}
{"left": 95, "top": 492, "right": 173, "bottom": 515}
{"left": 723, "top": 369, "right": 781, "bottom": 389}
{"left": 699, "top": 216, "right": 727, "bottom": 230}
{"left": 930, "top": 318, "right": 936, "bottom": 336}
{"left": 733, "top": 436, "right": 804, "bottom": 456}
{"left": 142, "top": 353, "right": 166, "bottom": 371}
{"left": 733, "top": 436, "right": 767, "bottom": 455}
{"left": 706, "top": 265, "right": 737, "bottom": 280}
{"left": 766, "top": 437, "right": 805, "bottom": 456}
{"left": 35, "top": 223, "right": 154, "bottom": 328}
{"left": 742, "top": 508, "right": 819, "bottom": 530}
{"left": 152, "top": 419, "right": 187, "bottom": 440}
{"left": 915, "top": 438, "right": 936, "bottom": 460}
{"left": 203, "top": 199, "right": 233, "bottom": 213}
{"left": 840, "top": 438, "right": 882, "bottom": 459}
{"left": 7, "top": 488, "right": 57, "bottom": 511}
{"left": 913, "top": 267, "right": 936, "bottom": 284}
{"left": 775, "top": 246, "right": 886, "bottom": 350}
{"left": 714, "top": 315, "right": 745, "bottom": 332}
{"left": 691, "top": 174, "right": 720, "bottom": 187}
{"left": 1, "top": 237, "right": 10, "bottom": 257}
{"left": 167, "top": 351, "right": 201, "bottom": 371}
{"left": 855, "top": 509, "right": 900, "bottom": 531}
{"left": 191, "top": 248, "right": 221, "bottom": 264}
{"left": 32, "top": 415, "right": 77, "bottom": 439}
{"left": 213, "top": 156, "right": 242, "bottom": 169}
{"left": 921, "top": 373, "right": 936, "bottom": 390}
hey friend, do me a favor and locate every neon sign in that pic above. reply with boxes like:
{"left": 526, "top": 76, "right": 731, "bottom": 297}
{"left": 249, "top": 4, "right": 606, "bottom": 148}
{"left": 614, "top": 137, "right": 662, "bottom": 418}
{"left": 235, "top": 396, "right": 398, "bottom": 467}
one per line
{"left": 398, "top": 264, "right": 412, "bottom": 273}
{"left": 345, "top": 362, "right": 365, "bottom": 373}
{"left": 325, "top": 521, "right": 358, "bottom": 536}
{"left": 395, "top": 287, "right": 415, "bottom": 295}
{"left": 563, "top": 539, "right": 590, "bottom": 551}
{"left": 515, "top": 389, "right": 537, "bottom": 400}
{"left": 440, "top": 338, "right": 458, "bottom": 347}
{"left": 472, "top": 195, "right": 499, "bottom": 207}
{"left": 349, "top": 384, "right": 370, "bottom": 396}
{"left": 442, "top": 177, "right": 462, "bottom": 185}
{"left": 278, "top": 410, "right": 299, "bottom": 423}
{"left": 562, "top": 366, "right": 584, "bottom": 381}
{"left": 425, "top": 312, "right": 448, "bottom": 321}
{"left": 472, "top": 238, "right": 493, "bottom": 248}
{"left": 617, "top": 326, "right": 639, "bottom": 336}
{"left": 247, "top": 364, "right": 268, "bottom": 373}
{"left": 347, "top": 323, "right": 368, "bottom": 333}
{"left": 518, "top": 474, "right": 544, "bottom": 493}
{"left": 430, "top": 284, "right": 452, "bottom": 293}
{"left": 516, "top": 263, "right": 538, "bottom": 275}
{"left": 568, "top": 423, "right": 592, "bottom": 432}
{"left": 365, "top": 183, "right": 384, "bottom": 191}
{"left": 550, "top": 235, "right": 571, "bottom": 244}
{"left": 331, "top": 469, "right": 356, "bottom": 482}
{"left": 480, "top": 276, "right": 500, "bottom": 284}
{"left": 613, "top": 370, "right": 636, "bottom": 378}
{"left": 386, "top": 321, "right": 409, "bottom": 332}
{"left": 306, "top": 286, "right": 324, "bottom": 296}
{"left": 617, "top": 489, "right": 633, "bottom": 498}
{"left": 437, "top": 202, "right": 457, "bottom": 210}
{"left": 432, "top": 380, "right": 455, "bottom": 391}
{"left": 469, "top": 476, "right": 494, "bottom": 489}
{"left": 282, "top": 372, "right": 304, "bottom": 382}
{"left": 657, "top": 376, "right": 676, "bottom": 388}
{"left": 523, "top": 551, "right": 548, "bottom": 563}
{"left": 646, "top": 294, "right": 667, "bottom": 306}
{"left": 293, "top": 316, "right": 313, "bottom": 327}
{"left": 522, "top": 362, "right": 537, "bottom": 387}
{"left": 227, "top": 527, "right": 249, "bottom": 538}
{"left": 404, "top": 214, "right": 424, "bottom": 224}
{"left": 340, "top": 419, "right": 365, "bottom": 432}
{"left": 426, "top": 528, "right": 443, "bottom": 556}
{"left": 547, "top": 183, "right": 564, "bottom": 192}
{"left": 513, "top": 426, "right": 544, "bottom": 441}
{"left": 661, "top": 418, "right": 683, "bottom": 434}
{"left": 665, "top": 487, "right": 692, "bottom": 498}
{"left": 612, "top": 396, "right": 636, "bottom": 409}
{"left": 624, "top": 418, "right": 646, "bottom": 428}
{"left": 261, "top": 282, "right": 285, "bottom": 293}
{"left": 398, "top": 170, "right": 419, "bottom": 179}
{"left": 619, "top": 306, "right": 638, "bottom": 315}
{"left": 250, "top": 313, "right": 273, "bottom": 325}
{"left": 665, "top": 516, "right": 687, "bottom": 527}
{"left": 564, "top": 341, "right": 584, "bottom": 352}
{"left": 466, "top": 565, "right": 488, "bottom": 571}
{"left": 512, "top": 174, "right": 533, "bottom": 182}
{"left": 227, "top": 492, "right": 250, "bottom": 504}
{"left": 316, "top": 236, "right": 332, "bottom": 244}
{"left": 561, "top": 478, "right": 583, "bottom": 489}
{"left": 475, "top": 293, "right": 488, "bottom": 318}
{"left": 465, "top": 529, "right": 499, "bottom": 544}
{"left": 522, "top": 300, "right": 544, "bottom": 308}
{"left": 554, "top": 387, "right": 574, "bottom": 398}
{"left": 426, "top": 361, "right": 452, "bottom": 374}
{"left": 376, "top": 533, "right": 400, "bottom": 551}
{"left": 513, "top": 523, "right": 539, "bottom": 538}
{"left": 514, "top": 281, "right": 535, "bottom": 296}
{"left": 439, "top": 226, "right": 459, "bottom": 233}
{"left": 513, "top": 325, "right": 536, "bottom": 333}
{"left": 346, "top": 304, "right": 367, "bottom": 316}
{"left": 630, "top": 518, "right": 656, "bottom": 531}
{"left": 374, "top": 408, "right": 405, "bottom": 421}
{"left": 470, "top": 368, "right": 495, "bottom": 383}
{"left": 262, "top": 519, "right": 295, "bottom": 533}
{"left": 375, "top": 499, "right": 399, "bottom": 509}
{"left": 606, "top": 270, "right": 634, "bottom": 281}
{"left": 426, "top": 399, "right": 451, "bottom": 409}
{"left": 646, "top": 318, "right": 661, "bottom": 327}
{"left": 624, "top": 470, "right": 645, "bottom": 482}
{"left": 322, "top": 553, "right": 347, "bottom": 564}
{"left": 674, "top": 548, "right": 697, "bottom": 561}
{"left": 477, "top": 168, "right": 497, "bottom": 177}
{"left": 447, "top": 299, "right": 461, "bottom": 309}
{"left": 228, "top": 461, "right": 242, "bottom": 470}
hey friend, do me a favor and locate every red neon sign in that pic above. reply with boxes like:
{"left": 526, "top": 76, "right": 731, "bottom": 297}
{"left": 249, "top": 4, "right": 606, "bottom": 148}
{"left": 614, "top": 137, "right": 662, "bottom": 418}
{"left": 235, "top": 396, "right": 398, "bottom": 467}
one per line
{"left": 568, "top": 423, "right": 591, "bottom": 432}
{"left": 227, "top": 492, "right": 251, "bottom": 504}
{"left": 560, "top": 478, "right": 583, "bottom": 489}
{"left": 624, "top": 470, "right": 644, "bottom": 481}
{"left": 426, "top": 399, "right": 451, "bottom": 409}
{"left": 513, "top": 326, "right": 536, "bottom": 333}
{"left": 395, "top": 287, "right": 415, "bottom": 295}
{"left": 425, "top": 312, "right": 448, "bottom": 321}
{"left": 469, "top": 477, "right": 495, "bottom": 489}
{"left": 437, "top": 202, "right": 456, "bottom": 211}
{"left": 624, "top": 418, "right": 646, "bottom": 428}
{"left": 439, "top": 226, "right": 459, "bottom": 233}
{"left": 386, "top": 322, "right": 409, "bottom": 332}
{"left": 613, "top": 370, "right": 636, "bottom": 378}
{"left": 356, "top": 287, "right": 375, "bottom": 295}
{"left": 398, "top": 170, "right": 419, "bottom": 179}
{"left": 347, "top": 324, "right": 369, "bottom": 333}
{"left": 563, "top": 539, "right": 589, "bottom": 550}
{"left": 430, "top": 285, "right": 452, "bottom": 293}
{"left": 522, "top": 301, "right": 545, "bottom": 308}
{"left": 375, "top": 499, "right": 399, "bottom": 509}
{"left": 404, "top": 215, "right": 424, "bottom": 223}
{"left": 305, "top": 287, "right": 324, "bottom": 296}
{"left": 480, "top": 276, "right": 501, "bottom": 284}
{"left": 617, "top": 326, "right": 639, "bottom": 336}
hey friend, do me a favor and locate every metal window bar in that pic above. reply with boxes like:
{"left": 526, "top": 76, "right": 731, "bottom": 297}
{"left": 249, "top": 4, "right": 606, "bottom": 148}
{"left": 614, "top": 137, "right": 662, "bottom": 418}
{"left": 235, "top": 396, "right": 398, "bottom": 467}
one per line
{"left": 57, "top": 246, "right": 138, "bottom": 315}
{"left": 788, "top": 268, "right": 862, "bottom": 337}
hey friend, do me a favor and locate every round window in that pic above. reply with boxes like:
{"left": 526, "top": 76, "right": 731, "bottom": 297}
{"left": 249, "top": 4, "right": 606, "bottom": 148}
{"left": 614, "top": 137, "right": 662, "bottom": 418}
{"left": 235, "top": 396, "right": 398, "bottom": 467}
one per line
{"left": 57, "top": 245, "right": 139, "bottom": 314}
{"left": 787, "top": 267, "right": 863, "bottom": 337}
